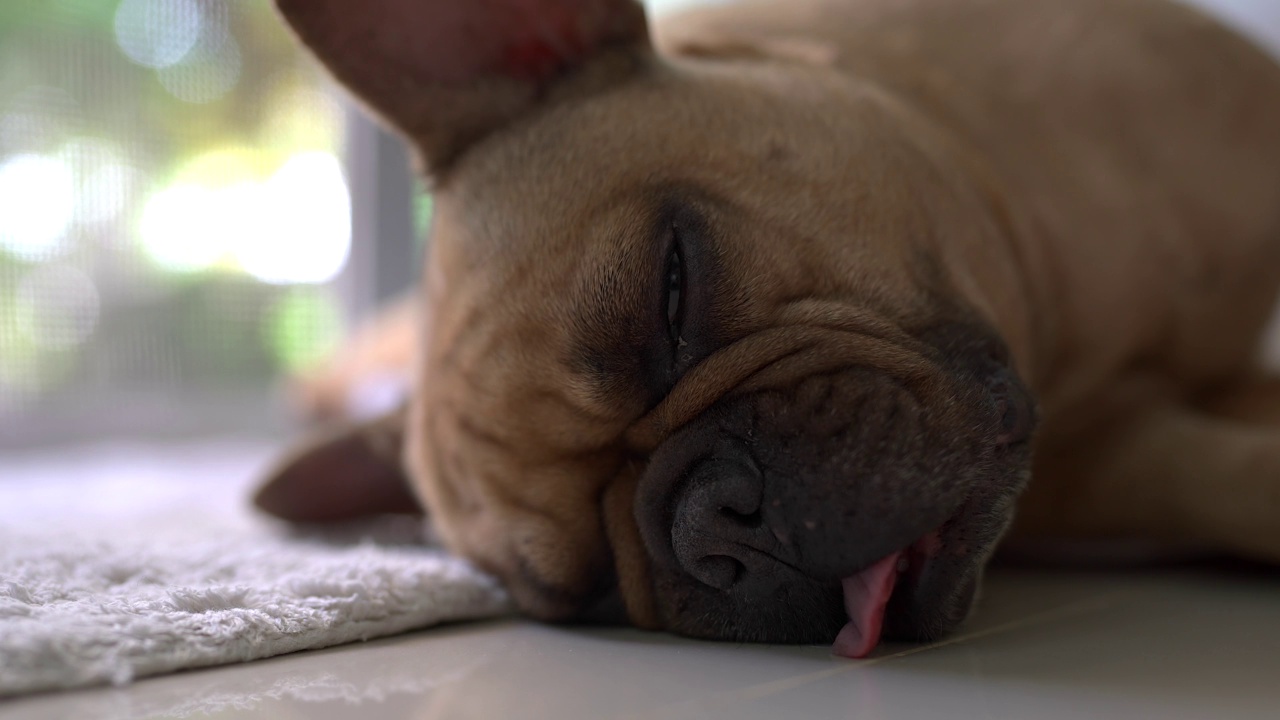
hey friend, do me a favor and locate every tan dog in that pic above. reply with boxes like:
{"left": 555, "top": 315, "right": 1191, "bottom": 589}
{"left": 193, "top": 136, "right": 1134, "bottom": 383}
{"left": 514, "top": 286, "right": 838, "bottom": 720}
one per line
{"left": 255, "top": 0, "right": 1280, "bottom": 657}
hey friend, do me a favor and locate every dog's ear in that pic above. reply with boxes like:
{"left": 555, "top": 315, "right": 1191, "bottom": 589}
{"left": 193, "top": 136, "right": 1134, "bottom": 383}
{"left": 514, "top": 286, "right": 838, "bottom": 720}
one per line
{"left": 275, "top": 0, "right": 651, "bottom": 173}
{"left": 253, "top": 407, "right": 421, "bottom": 522}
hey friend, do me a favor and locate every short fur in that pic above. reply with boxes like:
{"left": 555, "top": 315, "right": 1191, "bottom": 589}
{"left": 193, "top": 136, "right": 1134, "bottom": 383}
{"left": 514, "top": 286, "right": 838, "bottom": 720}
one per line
{"left": 258, "top": 0, "right": 1280, "bottom": 647}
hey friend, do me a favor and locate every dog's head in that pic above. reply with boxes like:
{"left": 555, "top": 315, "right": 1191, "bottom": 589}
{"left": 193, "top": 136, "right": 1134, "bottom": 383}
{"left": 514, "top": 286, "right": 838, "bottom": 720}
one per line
{"left": 258, "top": 0, "right": 1037, "bottom": 655}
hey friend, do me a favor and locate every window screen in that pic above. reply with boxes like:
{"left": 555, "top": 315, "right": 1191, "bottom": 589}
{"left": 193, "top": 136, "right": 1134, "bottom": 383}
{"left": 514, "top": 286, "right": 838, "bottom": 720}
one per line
{"left": 0, "top": 0, "right": 354, "bottom": 448}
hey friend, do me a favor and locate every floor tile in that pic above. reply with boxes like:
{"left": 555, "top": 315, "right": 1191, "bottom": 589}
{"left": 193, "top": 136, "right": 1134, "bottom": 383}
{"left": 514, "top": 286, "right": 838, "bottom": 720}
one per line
{"left": 6, "top": 565, "right": 1278, "bottom": 720}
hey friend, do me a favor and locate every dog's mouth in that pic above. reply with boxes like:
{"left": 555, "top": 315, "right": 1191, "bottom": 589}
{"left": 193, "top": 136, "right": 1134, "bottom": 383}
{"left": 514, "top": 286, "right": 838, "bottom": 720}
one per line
{"left": 833, "top": 529, "right": 945, "bottom": 658}
{"left": 633, "top": 358, "right": 1033, "bottom": 652}
{"left": 828, "top": 486, "right": 1002, "bottom": 658}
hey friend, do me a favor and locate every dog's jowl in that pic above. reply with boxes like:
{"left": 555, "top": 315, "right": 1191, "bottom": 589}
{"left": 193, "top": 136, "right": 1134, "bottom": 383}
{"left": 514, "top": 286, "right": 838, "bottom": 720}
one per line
{"left": 255, "top": 0, "right": 1280, "bottom": 657}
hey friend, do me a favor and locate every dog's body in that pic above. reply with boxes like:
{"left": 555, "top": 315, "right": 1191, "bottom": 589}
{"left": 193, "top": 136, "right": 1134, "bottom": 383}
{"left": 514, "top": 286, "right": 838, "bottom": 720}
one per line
{"left": 260, "top": 0, "right": 1280, "bottom": 656}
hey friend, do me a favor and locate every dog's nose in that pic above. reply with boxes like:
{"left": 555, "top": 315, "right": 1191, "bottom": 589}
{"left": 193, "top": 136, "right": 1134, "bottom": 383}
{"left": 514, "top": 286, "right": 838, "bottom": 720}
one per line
{"left": 670, "top": 458, "right": 770, "bottom": 591}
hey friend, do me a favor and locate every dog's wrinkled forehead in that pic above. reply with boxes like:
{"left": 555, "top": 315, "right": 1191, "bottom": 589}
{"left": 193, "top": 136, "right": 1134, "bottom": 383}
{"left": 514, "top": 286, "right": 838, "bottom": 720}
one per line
{"left": 271, "top": 0, "right": 1017, "bottom": 626}
{"left": 410, "top": 73, "right": 971, "bottom": 620}
{"left": 429, "top": 59, "right": 942, "bottom": 341}
{"left": 419, "top": 67, "right": 911, "bottom": 428}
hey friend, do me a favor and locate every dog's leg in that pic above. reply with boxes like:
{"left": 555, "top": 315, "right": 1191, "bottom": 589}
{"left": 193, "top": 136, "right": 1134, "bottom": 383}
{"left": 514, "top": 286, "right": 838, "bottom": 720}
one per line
{"left": 1178, "top": 375, "right": 1280, "bottom": 559}
{"left": 290, "top": 295, "right": 418, "bottom": 424}
{"left": 1015, "top": 375, "right": 1280, "bottom": 563}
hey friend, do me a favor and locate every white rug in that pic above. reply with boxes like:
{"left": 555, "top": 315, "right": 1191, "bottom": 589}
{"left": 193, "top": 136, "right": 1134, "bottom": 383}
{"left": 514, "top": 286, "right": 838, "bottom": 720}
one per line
{"left": 0, "top": 441, "right": 511, "bottom": 698}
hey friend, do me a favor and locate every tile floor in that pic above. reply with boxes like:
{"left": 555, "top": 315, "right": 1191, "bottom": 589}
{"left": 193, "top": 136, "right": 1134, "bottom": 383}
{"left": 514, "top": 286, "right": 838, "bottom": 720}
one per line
{"left": 6, "top": 4, "right": 1280, "bottom": 716}
{"left": 6, "top": 563, "right": 1278, "bottom": 720}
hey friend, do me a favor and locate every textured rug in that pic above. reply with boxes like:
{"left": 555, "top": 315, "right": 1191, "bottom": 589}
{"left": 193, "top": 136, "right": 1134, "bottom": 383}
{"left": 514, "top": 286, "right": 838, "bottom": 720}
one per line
{"left": 0, "top": 441, "right": 511, "bottom": 697}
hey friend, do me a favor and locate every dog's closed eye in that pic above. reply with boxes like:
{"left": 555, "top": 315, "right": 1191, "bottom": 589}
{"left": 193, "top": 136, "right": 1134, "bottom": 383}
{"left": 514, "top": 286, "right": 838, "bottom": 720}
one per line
{"left": 658, "top": 199, "right": 720, "bottom": 379}
{"left": 665, "top": 225, "right": 687, "bottom": 346}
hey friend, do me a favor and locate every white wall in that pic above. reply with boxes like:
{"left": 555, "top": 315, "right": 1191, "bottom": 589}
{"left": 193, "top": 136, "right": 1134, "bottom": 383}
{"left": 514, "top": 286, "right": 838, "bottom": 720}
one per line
{"left": 644, "top": 0, "right": 732, "bottom": 18}
{"left": 646, "top": 0, "right": 1280, "bottom": 57}
{"left": 1181, "top": 0, "right": 1280, "bottom": 57}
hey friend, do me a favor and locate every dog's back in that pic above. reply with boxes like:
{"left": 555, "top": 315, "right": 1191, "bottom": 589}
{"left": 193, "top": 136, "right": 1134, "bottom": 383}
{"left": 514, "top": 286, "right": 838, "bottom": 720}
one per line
{"left": 659, "top": 0, "right": 1280, "bottom": 419}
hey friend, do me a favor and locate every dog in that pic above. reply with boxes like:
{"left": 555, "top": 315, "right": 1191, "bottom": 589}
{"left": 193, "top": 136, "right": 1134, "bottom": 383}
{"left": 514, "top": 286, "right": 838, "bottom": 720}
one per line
{"left": 254, "top": 0, "right": 1280, "bottom": 657}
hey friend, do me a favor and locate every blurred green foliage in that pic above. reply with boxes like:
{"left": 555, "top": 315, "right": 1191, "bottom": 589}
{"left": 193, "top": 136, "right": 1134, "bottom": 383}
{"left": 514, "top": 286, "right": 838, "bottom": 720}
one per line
{"left": 0, "top": 0, "right": 349, "bottom": 428}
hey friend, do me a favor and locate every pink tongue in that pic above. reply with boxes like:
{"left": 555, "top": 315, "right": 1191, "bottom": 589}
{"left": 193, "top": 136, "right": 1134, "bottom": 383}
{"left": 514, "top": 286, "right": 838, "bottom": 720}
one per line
{"left": 832, "top": 551, "right": 903, "bottom": 659}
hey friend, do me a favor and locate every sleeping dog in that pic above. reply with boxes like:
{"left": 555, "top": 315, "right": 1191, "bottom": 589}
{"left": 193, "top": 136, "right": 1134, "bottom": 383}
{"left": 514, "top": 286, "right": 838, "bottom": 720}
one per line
{"left": 255, "top": 0, "right": 1280, "bottom": 657}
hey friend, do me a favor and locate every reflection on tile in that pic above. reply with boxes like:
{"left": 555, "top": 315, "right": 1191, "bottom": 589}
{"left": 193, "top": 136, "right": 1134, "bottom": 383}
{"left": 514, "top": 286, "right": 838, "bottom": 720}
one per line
{"left": 6, "top": 567, "right": 1280, "bottom": 720}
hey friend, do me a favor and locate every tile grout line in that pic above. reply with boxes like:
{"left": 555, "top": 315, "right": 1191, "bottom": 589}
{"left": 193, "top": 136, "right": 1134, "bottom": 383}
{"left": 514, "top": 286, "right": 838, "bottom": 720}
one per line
{"left": 862, "top": 590, "right": 1133, "bottom": 666}
{"left": 620, "top": 591, "right": 1132, "bottom": 719}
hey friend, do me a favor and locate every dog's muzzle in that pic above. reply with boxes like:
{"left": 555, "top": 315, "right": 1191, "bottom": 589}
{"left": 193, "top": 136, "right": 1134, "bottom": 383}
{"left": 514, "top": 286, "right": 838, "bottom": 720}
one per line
{"left": 632, "top": 363, "right": 1034, "bottom": 653}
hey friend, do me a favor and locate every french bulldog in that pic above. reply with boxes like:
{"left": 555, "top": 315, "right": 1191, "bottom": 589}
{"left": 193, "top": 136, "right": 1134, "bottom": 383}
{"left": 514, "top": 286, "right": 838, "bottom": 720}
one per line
{"left": 255, "top": 0, "right": 1280, "bottom": 658}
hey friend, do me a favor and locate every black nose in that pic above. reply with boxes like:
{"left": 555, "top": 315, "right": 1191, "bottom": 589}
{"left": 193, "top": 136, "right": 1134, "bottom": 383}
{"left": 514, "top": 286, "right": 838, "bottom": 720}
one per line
{"left": 670, "top": 458, "right": 771, "bottom": 591}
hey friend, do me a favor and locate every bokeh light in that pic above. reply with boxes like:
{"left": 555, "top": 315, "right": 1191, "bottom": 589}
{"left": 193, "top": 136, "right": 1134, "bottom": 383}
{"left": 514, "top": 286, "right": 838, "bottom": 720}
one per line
{"left": 139, "top": 147, "right": 260, "bottom": 274}
{"left": 232, "top": 151, "right": 352, "bottom": 285}
{"left": 158, "top": 16, "right": 243, "bottom": 104}
{"left": 138, "top": 150, "right": 351, "bottom": 284}
{"left": 139, "top": 183, "right": 226, "bottom": 273}
{"left": 263, "top": 288, "right": 344, "bottom": 373}
{"left": 259, "top": 81, "right": 345, "bottom": 152}
{"left": 0, "top": 154, "right": 75, "bottom": 261}
{"left": 113, "top": 0, "right": 203, "bottom": 70}
{"left": 60, "top": 138, "right": 135, "bottom": 227}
